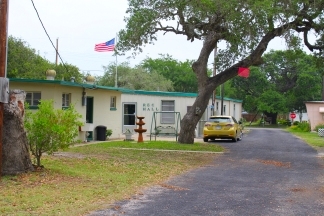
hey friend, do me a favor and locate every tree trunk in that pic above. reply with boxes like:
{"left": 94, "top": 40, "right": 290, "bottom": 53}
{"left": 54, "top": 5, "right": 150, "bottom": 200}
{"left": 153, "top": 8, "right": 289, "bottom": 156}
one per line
{"left": 178, "top": 29, "right": 273, "bottom": 143}
{"left": 2, "top": 90, "right": 34, "bottom": 175}
{"left": 179, "top": 87, "right": 212, "bottom": 144}
{"left": 264, "top": 111, "right": 278, "bottom": 125}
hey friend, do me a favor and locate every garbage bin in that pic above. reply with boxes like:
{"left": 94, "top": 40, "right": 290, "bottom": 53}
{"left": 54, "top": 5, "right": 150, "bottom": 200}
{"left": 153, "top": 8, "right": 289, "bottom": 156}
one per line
{"left": 96, "top": 125, "right": 107, "bottom": 141}
{"left": 318, "top": 128, "right": 324, "bottom": 137}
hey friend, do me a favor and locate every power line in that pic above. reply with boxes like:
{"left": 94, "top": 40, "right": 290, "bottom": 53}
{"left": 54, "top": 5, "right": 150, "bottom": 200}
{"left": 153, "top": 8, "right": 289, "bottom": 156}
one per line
{"left": 30, "top": 0, "right": 69, "bottom": 73}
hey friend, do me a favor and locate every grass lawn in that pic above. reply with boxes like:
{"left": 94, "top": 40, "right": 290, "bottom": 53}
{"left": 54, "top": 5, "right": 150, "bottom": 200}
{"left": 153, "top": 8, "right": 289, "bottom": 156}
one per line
{"left": 0, "top": 141, "right": 223, "bottom": 216}
{"left": 286, "top": 129, "right": 324, "bottom": 148}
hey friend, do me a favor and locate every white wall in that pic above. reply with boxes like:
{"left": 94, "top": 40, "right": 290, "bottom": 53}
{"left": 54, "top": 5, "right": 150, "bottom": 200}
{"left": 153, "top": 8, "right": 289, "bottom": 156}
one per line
{"left": 121, "top": 93, "right": 243, "bottom": 136}
{"left": 9, "top": 82, "right": 123, "bottom": 140}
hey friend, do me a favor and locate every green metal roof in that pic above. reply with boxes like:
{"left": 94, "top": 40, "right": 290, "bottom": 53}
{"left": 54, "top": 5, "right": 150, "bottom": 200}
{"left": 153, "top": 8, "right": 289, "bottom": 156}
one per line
{"left": 9, "top": 78, "right": 120, "bottom": 91}
{"left": 9, "top": 78, "right": 242, "bottom": 102}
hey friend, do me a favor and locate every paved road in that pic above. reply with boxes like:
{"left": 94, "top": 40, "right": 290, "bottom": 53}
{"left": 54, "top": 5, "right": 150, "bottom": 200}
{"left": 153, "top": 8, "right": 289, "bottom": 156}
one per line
{"left": 89, "top": 128, "right": 324, "bottom": 216}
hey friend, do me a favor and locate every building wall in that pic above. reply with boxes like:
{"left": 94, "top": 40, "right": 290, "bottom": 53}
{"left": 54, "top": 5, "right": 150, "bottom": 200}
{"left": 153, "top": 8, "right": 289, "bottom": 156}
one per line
{"left": 121, "top": 94, "right": 194, "bottom": 133}
{"left": 305, "top": 101, "right": 324, "bottom": 131}
{"left": 83, "top": 88, "right": 123, "bottom": 140}
{"left": 121, "top": 93, "right": 243, "bottom": 136}
{"left": 9, "top": 82, "right": 123, "bottom": 140}
{"left": 10, "top": 80, "right": 243, "bottom": 140}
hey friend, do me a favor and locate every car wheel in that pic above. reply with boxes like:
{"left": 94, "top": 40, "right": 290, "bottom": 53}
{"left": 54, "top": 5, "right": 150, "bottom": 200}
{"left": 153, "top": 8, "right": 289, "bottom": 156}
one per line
{"left": 203, "top": 138, "right": 208, "bottom": 142}
{"left": 238, "top": 131, "right": 243, "bottom": 141}
{"left": 232, "top": 132, "right": 238, "bottom": 142}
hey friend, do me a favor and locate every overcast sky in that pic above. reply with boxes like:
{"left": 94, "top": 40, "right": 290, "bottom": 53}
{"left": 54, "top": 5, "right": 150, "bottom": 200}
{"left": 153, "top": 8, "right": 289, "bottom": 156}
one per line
{"left": 9, "top": 0, "right": 292, "bottom": 76}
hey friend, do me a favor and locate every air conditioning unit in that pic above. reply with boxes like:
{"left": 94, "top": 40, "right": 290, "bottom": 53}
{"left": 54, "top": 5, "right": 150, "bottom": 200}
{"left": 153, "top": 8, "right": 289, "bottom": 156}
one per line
{"left": 319, "top": 107, "right": 324, "bottom": 113}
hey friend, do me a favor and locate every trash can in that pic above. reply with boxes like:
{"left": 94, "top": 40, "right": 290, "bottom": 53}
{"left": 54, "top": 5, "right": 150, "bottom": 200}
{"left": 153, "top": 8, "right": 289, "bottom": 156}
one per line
{"left": 318, "top": 128, "right": 324, "bottom": 137}
{"left": 96, "top": 125, "right": 107, "bottom": 141}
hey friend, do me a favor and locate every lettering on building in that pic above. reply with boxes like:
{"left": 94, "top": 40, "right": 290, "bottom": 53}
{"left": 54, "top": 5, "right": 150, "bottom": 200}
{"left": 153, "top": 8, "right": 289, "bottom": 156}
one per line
{"left": 143, "top": 103, "right": 158, "bottom": 111}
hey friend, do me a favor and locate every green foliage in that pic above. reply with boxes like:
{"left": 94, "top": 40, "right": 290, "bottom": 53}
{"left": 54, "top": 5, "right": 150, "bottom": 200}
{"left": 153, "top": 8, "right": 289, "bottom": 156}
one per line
{"left": 7, "top": 36, "right": 84, "bottom": 82}
{"left": 314, "top": 124, "right": 324, "bottom": 132}
{"left": 97, "top": 61, "right": 174, "bottom": 91}
{"left": 290, "top": 122, "right": 311, "bottom": 132}
{"left": 292, "top": 121, "right": 299, "bottom": 126}
{"left": 7, "top": 36, "right": 51, "bottom": 79}
{"left": 278, "top": 119, "right": 291, "bottom": 126}
{"left": 141, "top": 54, "right": 209, "bottom": 92}
{"left": 106, "top": 129, "right": 113, "bottom": 139}
{"left": 230, "top": 50, "right": 321, "bottom": 115}
{"left": 24, "top": 100, "right": 83, "bottom": 167}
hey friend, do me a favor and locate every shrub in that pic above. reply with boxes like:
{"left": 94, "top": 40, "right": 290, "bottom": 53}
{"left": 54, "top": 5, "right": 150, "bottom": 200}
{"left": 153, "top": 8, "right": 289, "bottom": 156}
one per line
{"left": 106, "top": 129, "right": 113, "bottom": 139}
{"left": 290, "top": 122, "right": 311, "bottom": 132}
{"left": 278, "top": 119, "right": 291, "bottom": 126}
{"left": 315, "top": 123, "right": 324, "bottom": 132}
{"left": 292, "top": 121, "right": 299, "bottom": 126}
{"left": 25, "top": 100, "right": 83, "bottom": 167}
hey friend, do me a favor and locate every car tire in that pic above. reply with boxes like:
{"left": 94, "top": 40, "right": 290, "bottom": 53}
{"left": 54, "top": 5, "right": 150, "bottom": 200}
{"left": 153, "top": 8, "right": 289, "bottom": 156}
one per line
{"left": 232, "top": 132, "right": 238, "bottom": 142}
{"left": 238, "top": 131, "right": 243, "bottom": 141}
{"left": 203, "top": 138, "right": 208, "bottom": 142}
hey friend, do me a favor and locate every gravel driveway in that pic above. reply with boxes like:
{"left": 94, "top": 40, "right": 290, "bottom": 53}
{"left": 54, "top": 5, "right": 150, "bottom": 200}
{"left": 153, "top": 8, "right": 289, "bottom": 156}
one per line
{"left": 89, "top": 128, "right": 324, "bottom": 216}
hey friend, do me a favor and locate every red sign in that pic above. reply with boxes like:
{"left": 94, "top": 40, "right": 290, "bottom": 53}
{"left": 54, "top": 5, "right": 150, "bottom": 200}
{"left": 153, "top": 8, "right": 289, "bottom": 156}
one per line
{"left": 290, "top": 112, "right": 296, "bottom": 119}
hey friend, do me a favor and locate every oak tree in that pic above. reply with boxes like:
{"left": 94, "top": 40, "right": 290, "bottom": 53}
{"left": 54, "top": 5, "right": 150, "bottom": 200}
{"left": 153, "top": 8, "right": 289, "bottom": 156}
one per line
{"left": 117, "top": 0, "right": 324, "bottom": 143}
{"left": 97, "top": 61, "right": 174, "bottom": 91}
{"left": 230, "top": 49, "right": 321, "bottom": 124}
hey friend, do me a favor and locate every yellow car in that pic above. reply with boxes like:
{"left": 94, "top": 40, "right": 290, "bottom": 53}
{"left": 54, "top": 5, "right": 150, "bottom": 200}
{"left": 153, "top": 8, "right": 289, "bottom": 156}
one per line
{"left": 203, "top": 115, "right": 243, "bottom": 142}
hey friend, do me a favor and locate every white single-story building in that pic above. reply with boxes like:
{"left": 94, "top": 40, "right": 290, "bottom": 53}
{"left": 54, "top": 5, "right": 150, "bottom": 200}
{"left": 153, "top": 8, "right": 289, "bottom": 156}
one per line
{"left": 9, "top": 76, "right": 243, "bottom": 141}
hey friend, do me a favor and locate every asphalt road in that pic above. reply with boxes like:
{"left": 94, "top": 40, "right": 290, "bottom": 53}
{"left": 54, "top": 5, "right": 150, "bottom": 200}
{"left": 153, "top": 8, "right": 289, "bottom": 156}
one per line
{"left": 89, "top": 128, "right": 324, "bottom": 216}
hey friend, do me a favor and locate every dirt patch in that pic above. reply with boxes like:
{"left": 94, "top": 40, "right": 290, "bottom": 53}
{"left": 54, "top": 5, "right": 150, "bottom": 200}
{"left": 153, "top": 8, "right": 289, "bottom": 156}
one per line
{"left": 290, "top": 188, "right": 306, "bottom": 192}
{"left": 53, "top": 152, "right": 86, "bottom": 159}
{"left": 256, "top": 159, "right": 291, "bottom": 168}
{"left": 159, "top": 183, "right": 189, "bottom": 191}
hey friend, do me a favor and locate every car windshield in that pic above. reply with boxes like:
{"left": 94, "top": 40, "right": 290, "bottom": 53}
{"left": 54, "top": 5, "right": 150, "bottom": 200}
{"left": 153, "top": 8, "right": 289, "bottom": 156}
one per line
{"left": 208, "top": 117, "right": 231, "bottom": 123}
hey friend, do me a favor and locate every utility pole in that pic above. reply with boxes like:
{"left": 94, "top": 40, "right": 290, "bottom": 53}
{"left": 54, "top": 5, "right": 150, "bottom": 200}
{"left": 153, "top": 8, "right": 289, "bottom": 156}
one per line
{"left": 0, "top": 0, "right": 9, "bottom": 176}
{"left": 220, "top": 83, "right": 224, "bottom": 115}
{"left": 55, "top": 38, "right": 58, "bottom": 65}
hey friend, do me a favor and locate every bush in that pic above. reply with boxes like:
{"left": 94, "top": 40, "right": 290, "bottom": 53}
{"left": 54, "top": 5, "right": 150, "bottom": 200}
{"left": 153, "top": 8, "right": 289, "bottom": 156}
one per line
{"left": 315, "top": 124, "right": 324, "bottom": 132}
{"left": 290, "top": 122, "right": 311, "bottom": 132}
{"left": 25, "top": 100, "right": 83, "bottom": 167}
{"left": 278, "top": 119, "right": 291, "bottom": 126}
{"left": 106, "top": 129, "right": 113, "bottom": 139}
{"left": 292, "top": 121, "right": 299, "bottom": 126}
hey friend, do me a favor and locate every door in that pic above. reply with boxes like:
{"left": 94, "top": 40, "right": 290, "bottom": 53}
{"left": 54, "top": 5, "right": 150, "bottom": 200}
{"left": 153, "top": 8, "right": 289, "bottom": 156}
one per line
{"left": 86, "top": 97, "right": 94, "bottom": 140}
{"left": 123, "top": 103, "right": 136, "bottom": 132}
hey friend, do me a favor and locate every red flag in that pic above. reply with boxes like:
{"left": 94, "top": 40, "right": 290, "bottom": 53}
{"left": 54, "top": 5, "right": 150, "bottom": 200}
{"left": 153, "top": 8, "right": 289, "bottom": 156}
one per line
{"left": 238, "top": 67, "right": 250, "bottom": 78}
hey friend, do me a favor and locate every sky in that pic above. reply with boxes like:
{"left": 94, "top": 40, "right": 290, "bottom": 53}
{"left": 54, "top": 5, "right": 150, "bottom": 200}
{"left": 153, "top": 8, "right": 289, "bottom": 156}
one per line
{"left": 8, "top": 0, "right": 292, "bottom": 76}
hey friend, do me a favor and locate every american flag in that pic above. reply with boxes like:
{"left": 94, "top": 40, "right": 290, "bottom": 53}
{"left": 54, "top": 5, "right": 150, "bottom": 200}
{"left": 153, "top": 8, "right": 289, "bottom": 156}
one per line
{"left": 94, "top": 38, "right": 115, "bottom": 52}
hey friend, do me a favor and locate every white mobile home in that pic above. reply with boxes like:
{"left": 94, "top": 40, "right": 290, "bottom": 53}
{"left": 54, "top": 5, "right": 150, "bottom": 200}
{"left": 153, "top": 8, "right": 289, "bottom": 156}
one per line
{"left": 9, "top": 78, "right": 242, "bottom": 141}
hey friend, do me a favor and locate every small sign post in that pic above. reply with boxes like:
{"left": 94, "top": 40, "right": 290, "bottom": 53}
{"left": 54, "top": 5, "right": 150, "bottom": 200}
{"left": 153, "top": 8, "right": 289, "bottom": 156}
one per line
{"left": 290, "top": 112, "right": 296, "bottom": 122}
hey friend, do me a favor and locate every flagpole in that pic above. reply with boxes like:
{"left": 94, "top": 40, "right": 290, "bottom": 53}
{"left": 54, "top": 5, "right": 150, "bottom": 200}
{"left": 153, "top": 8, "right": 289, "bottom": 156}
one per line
{"left": 115, "top": 34, "right": 118, "bottom": 88}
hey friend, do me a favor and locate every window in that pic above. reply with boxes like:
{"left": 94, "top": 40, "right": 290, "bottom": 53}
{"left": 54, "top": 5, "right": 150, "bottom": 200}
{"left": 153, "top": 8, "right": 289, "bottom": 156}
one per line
{"left": 110, "top": 96, "right": 116, "bottom": 110}
{"left": 161, "top": 100, "right": 175, "bottom": 124}
{"left": 208, "top": 116, "right": 231, "bottom": 123}
{"left": 223, "top": 105, "right": 226, "bottom": 115}
{"left": 123, "top": 103, "right": 136, "bottom": 125}
{"left": 26, "top": 92, "right": 41, "bottom": 107}
{"left": 62, "top": 93, "right": 71, "bottom": 108}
